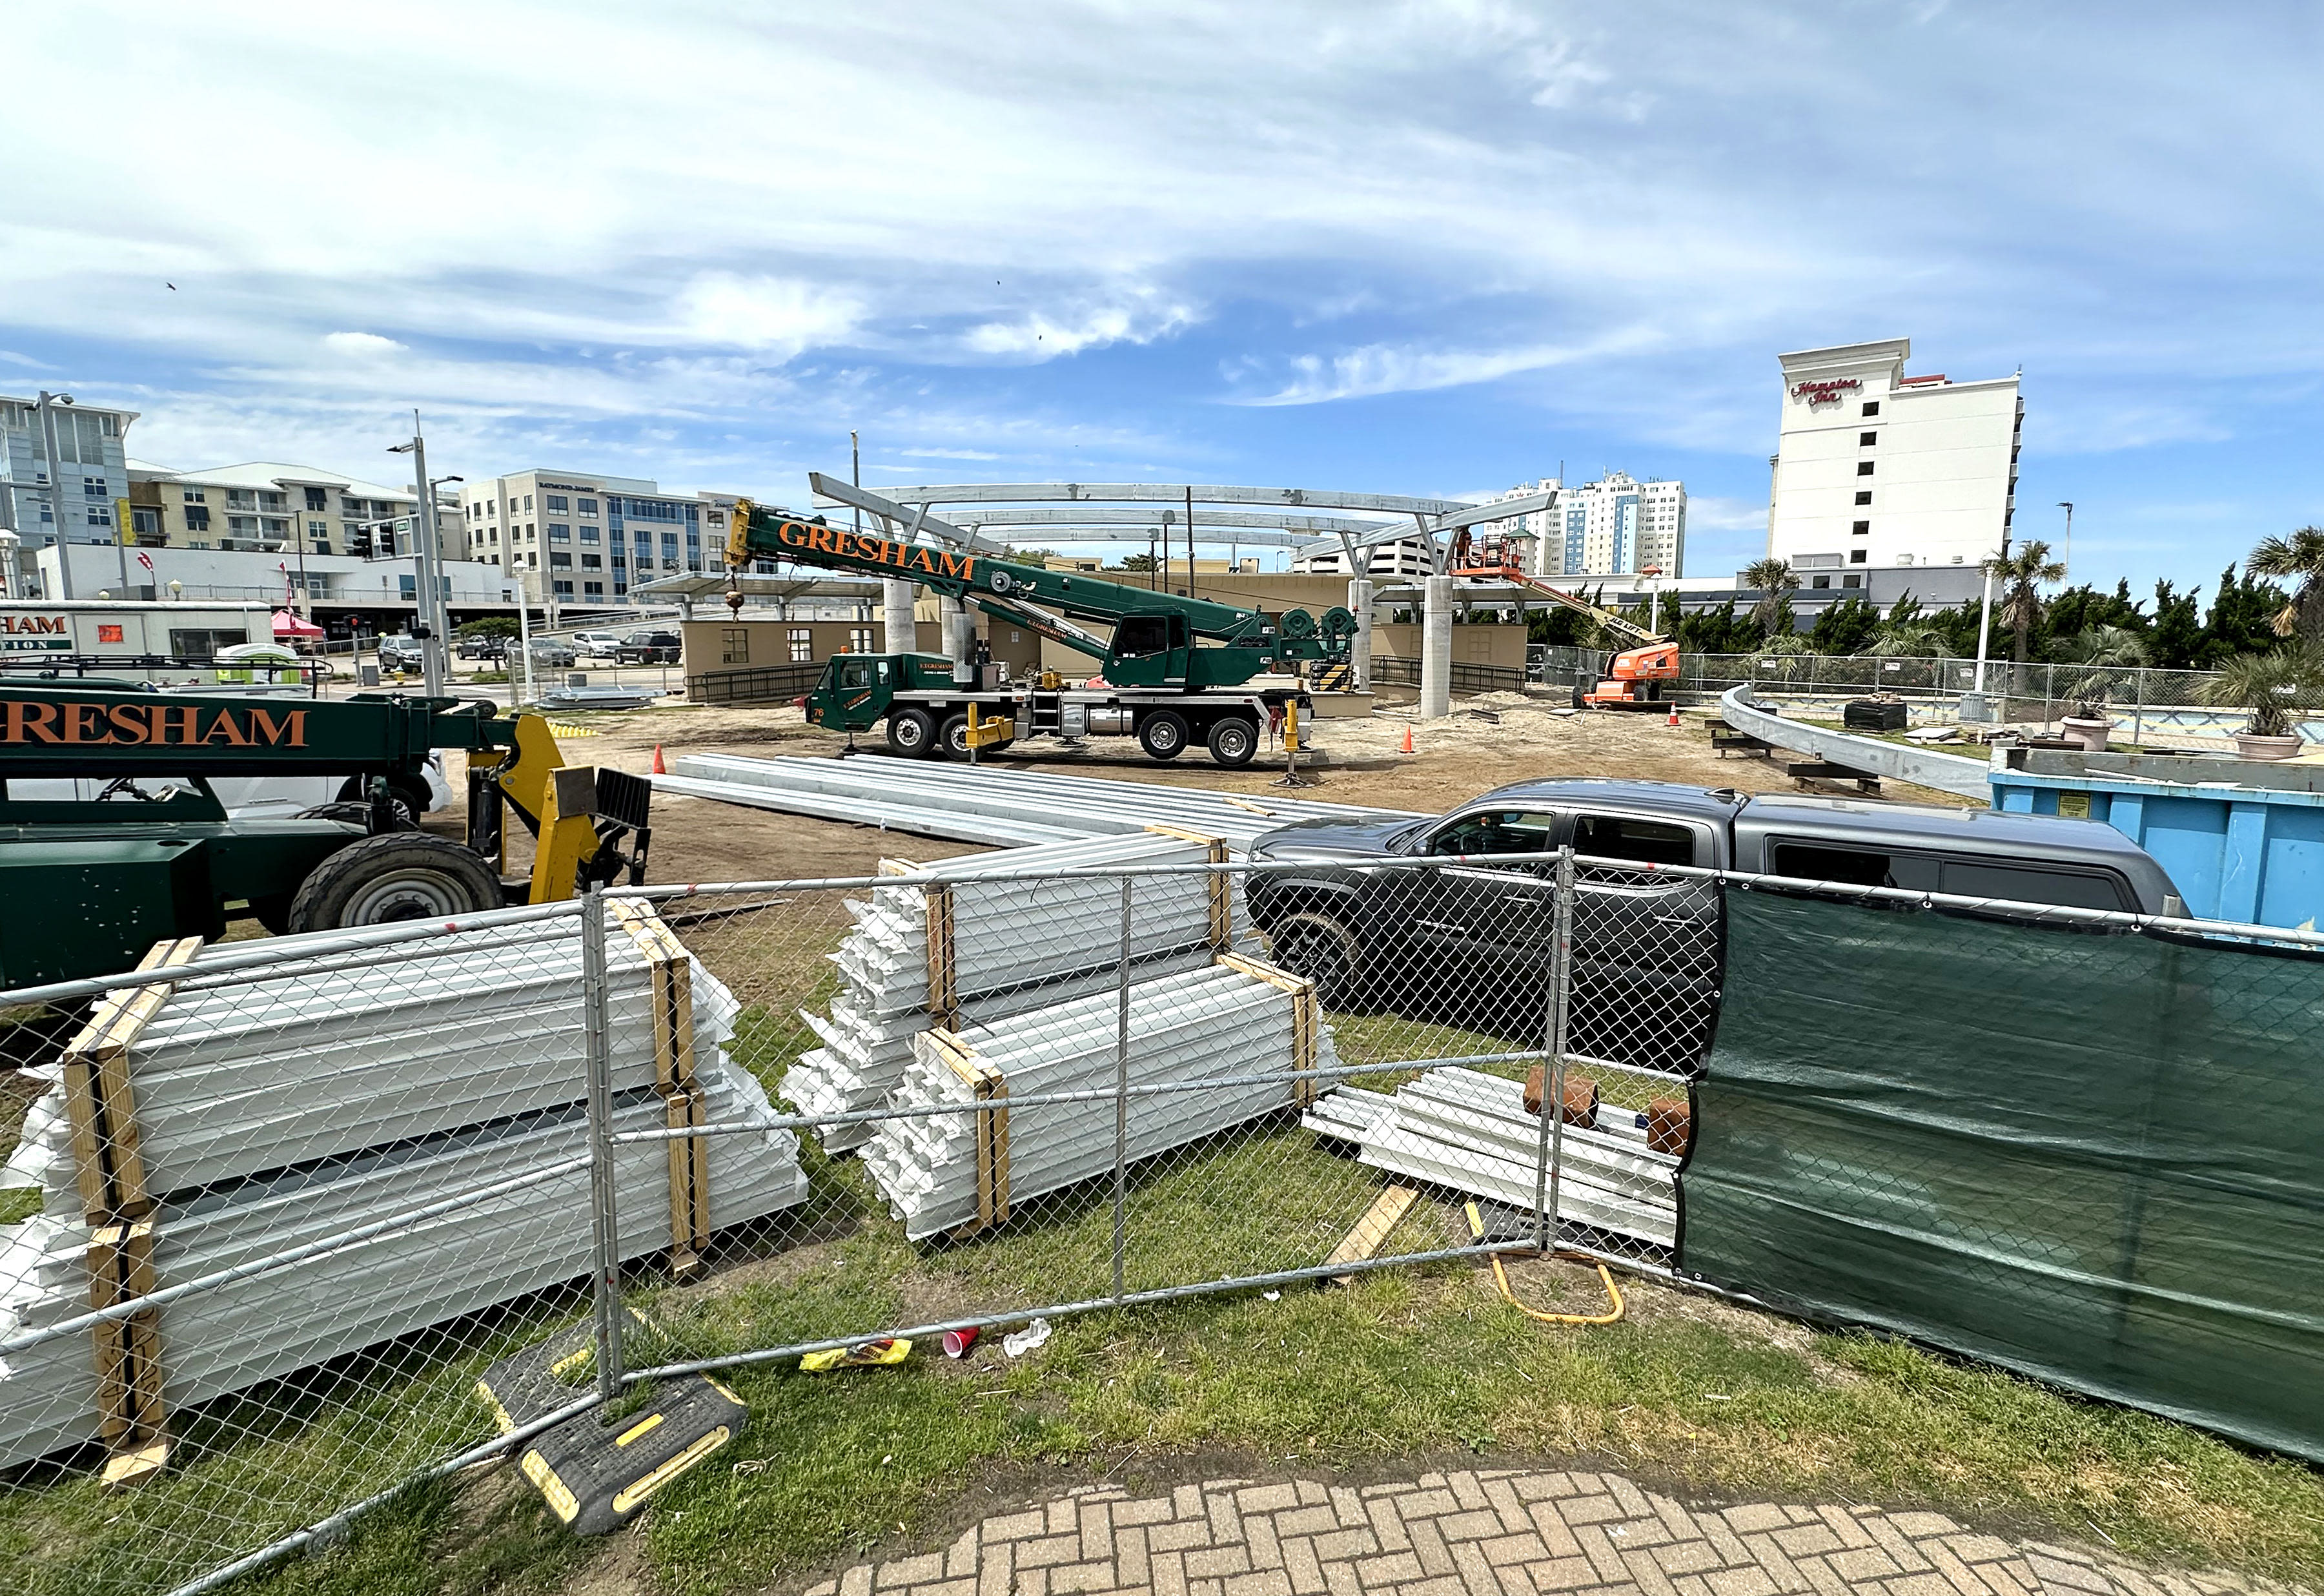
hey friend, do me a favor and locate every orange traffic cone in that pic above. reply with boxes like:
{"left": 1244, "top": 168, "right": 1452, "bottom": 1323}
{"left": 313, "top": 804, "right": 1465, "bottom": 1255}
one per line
{"left": 1666, "top": 706, "right": 1680, "bottom": 728}
{"left": 1400, "top": 724, "right": 1414, "bottom": 754}
{"left": 651, "top": 744, "right": 667, "bottom": 774}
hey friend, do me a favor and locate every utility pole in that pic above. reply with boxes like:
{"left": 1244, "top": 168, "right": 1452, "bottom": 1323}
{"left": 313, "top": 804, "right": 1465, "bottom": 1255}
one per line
{"left": 2057, "top": 501, "right": 2074, "bottom": 583}
{"left": 1185, "top": 484, "right": 1196, "bottom": 600}
{"left": 387, "top": 413, "right": 447, "bottom": 697}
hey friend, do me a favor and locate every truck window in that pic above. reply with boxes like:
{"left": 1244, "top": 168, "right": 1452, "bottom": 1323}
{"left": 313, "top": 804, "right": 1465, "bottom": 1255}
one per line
{"left": 1572, "top": 814, "right": 1698, "bottom": 868}
{"left": 1940, "top": 860, "right": 2132, "bottom": 912}
{"left": 1769, "top": 841, "right": 1940, "bottom": 892}
{"left": 836, "top": 659, "right": 871, "bottom": 688}
{"left": 1114, "top": 616, "right": 1168, "bottom": 659}
{"left": 1428, "top": 810, "right": 1560, "bottom": 856}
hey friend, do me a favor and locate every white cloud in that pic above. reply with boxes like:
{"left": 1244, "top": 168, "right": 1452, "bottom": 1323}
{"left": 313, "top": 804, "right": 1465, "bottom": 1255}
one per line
{"left": 670, "top": 274, "right": 863, "bottom": 355}
{"left": 961, "top": 293, "right": 1199, "bottom": 361}
{"left": 321, "top": 331, "right": 405, "bottom": 357}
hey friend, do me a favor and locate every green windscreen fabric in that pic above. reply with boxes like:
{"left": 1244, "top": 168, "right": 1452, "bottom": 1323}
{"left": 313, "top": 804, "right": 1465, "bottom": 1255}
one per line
{"left": 1680, "top": 889, "right": 2324, "bottom": 1462}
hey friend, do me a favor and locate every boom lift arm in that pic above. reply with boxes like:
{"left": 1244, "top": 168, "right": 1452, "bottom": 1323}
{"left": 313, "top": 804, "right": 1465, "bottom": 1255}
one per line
{"left": 728, "top": 487, "right": 1356, "bottom": 690}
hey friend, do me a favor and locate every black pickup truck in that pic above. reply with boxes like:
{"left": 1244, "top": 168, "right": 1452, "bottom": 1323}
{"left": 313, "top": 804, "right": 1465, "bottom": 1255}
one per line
{"left": 1244, "top": 777, "right": 2185, "bottom": 1071}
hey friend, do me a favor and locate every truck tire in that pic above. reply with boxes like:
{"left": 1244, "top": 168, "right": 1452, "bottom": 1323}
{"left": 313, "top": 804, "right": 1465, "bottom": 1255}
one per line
{"left": 1206, "top": 715, "right": 1258, "bottom": 768}
{"left": 939, "top": 713, "right": 972, "bottom": 759}
{"left": 285, "top": 833, "right": 506, "bottom": 933}
{"left": 886, "top": 708, "right": 937, "bottom": 757}
{"left": 1265, "top": 911, "right": 1362, "bottom": 1007}
{"left": 1138, "top": 710, "right": 1190, "bottom": 761}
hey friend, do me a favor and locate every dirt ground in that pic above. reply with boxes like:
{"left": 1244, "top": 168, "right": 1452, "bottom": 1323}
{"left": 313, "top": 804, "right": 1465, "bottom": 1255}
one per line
{"left": 488, "top": 689, "right": 1971, "bottom": 884}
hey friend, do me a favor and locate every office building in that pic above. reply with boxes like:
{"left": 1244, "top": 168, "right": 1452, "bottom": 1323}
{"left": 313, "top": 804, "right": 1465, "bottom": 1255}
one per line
{"left": 0, "top": 395, "right": 139, "bottom": 597}
{"left": 458, "top": 469, "right": 737, "bottom": 607}
{"left": 1766, "top": 338, "right": 2019, "bottom": 599}
{"left": 1287, "top": 536, "right": 1433, "bottom": 578}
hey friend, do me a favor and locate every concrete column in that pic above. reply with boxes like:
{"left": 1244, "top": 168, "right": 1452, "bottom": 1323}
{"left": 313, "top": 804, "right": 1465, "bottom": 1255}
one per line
{"left": 1347, "top": 577, "right": 1374, "bottom": 692}
{"left": 1420, "top": 574, "right": 1453, "bottom": 721}
{"left": 941, "top": 595, "right": 974, "bottom": 684}
{"left": 882, "top": 578, "right": 916, "bottom": 656}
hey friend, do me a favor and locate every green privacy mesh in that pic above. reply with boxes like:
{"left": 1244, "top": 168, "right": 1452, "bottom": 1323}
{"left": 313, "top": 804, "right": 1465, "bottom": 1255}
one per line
{"left": 1679, "top": 888, "right": 2324, "bottom": 1462}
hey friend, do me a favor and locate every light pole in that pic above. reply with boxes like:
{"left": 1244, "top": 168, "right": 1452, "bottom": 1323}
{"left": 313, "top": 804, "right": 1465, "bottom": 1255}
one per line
{"left": 33, "top": 392, "right": 79, "bottom": 600}
{"left": 2057, "top": 502, "right": 2074, "bottom": 584}
{"left": 387, "top": 415, "right": 447, "bottom": 697}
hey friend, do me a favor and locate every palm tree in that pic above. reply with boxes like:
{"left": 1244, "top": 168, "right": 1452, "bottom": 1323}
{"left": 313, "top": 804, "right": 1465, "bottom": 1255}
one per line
{"left": 1981, "top": 539, "right": 2065, "bottom": 661}
{"left": 1867, "top": 620, "right": 1956, "bottom": 659}
{"left": 2247, "top": 526, "right": 2324, "bottom": 639}
{"left": 2054, "top": 624, "right": 2149, "bottom": 717}
{"left": 2198, "top": 646, "right": 2324, "bottom": 739}
{"left": 1740, "top": 558, "right": 1798, "bottom": 637}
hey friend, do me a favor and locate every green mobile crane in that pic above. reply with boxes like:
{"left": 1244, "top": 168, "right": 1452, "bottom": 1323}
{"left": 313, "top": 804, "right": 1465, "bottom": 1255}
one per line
{"left": 727, "top": 490, "right": 1357, "bottom": 766}
{"left": 0, "top": 684, "right": 651, "bottom": 986}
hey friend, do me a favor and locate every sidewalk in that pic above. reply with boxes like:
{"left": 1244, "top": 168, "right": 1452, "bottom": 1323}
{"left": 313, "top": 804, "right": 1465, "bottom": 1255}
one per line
{"left": 800, "top": 1469, "right": 2301, "bottom": 1596}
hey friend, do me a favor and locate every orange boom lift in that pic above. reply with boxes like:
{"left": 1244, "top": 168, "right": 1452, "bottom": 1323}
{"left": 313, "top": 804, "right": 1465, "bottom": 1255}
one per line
{"left": 1449, "top": 533, "right": 1679, "bottom": 711}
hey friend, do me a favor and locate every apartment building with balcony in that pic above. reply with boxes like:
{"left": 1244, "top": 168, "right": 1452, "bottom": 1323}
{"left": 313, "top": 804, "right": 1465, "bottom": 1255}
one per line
{"left": 0, "top": 394, "right": 139, "bottom": 597}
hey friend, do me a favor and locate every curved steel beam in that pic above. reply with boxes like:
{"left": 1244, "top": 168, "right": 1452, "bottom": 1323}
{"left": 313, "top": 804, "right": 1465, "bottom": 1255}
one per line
{"left": 946, "top": 506, "right": 1400, "bottom": 540}
{"left": 1720, "top": 684, "right": 1990, "bottom": 799}
{"left": 829, "top": 482, "right": 1470, "bottom": 515}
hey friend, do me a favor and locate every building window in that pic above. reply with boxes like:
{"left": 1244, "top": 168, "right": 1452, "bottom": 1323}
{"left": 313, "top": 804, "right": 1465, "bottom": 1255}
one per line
{"left": 661, "top": 533, "right": 679, "bottom": 557}
{"left": 721, "top": 628, "right": 749, "bottom": 664}
{"left": 1841, "top": 573, "right": 1861, "bottom": 588}
{"left": 788, "top": 628, "right": 813, "bottom": 662}
{"left": 549, "top": 551, "right": 572, "bottom": 568}
{"left": 227, "top": 488, "right": 257, "bottom": 510}
{"left": 183, "top": 487, "right": 205, "bottom": 504}
{"left": 524, "top": 494, "right": 533, "bottom": 511}
{"left": 614, "top": 581, "right": 628, "bottom": 596}
{"left": 708, "top": 509, "right": 726, "bottom": 527}
{"left": 849, "top": 626, "right": 873, "bottom": 653}
{"left": 580, "top": 525, "right": 598, "bottom": 543}
{"left": 229, "top": 515, "right": 258, "bottom": 534}
{"left": 1859, "top": 431, "right": 1877, "bottom": 447}
{"left": 1848, "top": 549, "right": 1867, "bottom": 564}
{"left": 1862, "top": 402, "right": 1879, "bottom": 416}
{"left": 262, "top": 517, "right": 290, "bottom": 537}
{"left": 85, "top": 506, "right": 112, "bottom": 527}
{"left": 577, "top": 498, "right": 598, "bottom": 515}
{"left": 258, "top": 491, "right": 287, "bottom": 512}
{"left": 584, "top": 580, "right": 604, "bottom": 597}
{"left": 545, "top": 495, "right": 568, "bottom": 511}
{"left": 1855, "top": 490, "right": 1872, "bottom": 506}
{"left": 1811, "top": 575, "right": 1831, "bottom": 589}
{"left": 181, "top": 504, "right": 210, "bottom": 532}
{"left": 308, "top": 518, "right": 329, "bottom": 539}
{"left": 548, "top": 523, "right": 570, "bottom": 542}
{"left": 553, "top": 579, "right": 573, "bottom": 596}
{"left": 1856, "top": 461, "right": 1875, "bottom": 476}
{"left": 1851, "top": 520, "right": 1870, "bottom": 535}
{"left": 610, "top": 550, "right": 626, "bottom": 568}
{"left": 580, "top": 553, "right": 601, "bottom": 569}
{"left": 303, "top": 486, "right": 329, "bottom": 511}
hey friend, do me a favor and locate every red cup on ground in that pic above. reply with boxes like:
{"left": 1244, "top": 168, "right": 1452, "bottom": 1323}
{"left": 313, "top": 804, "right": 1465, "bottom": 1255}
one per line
{"left": 943, "top": 1327, "right": 980, "bottom": 1358}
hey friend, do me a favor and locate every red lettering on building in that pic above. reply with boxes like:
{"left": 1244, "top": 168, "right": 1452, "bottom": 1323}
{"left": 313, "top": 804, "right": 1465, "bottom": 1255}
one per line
{"left": 1790, "top": 378, "right": 1862, "bottom": 405}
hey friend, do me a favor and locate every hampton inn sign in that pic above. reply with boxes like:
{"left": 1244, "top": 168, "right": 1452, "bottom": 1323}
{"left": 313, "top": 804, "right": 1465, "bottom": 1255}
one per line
{"left": 1789, "top": 378, "right": 1862, "bottom": 405}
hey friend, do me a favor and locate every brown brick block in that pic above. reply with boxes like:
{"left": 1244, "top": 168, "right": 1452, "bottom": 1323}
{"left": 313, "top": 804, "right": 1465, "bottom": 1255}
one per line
{"left": 1152, "top": 1522, "right": 1216, "bottom": 1553}
{"left": 1407, "top": 1517, "right": 1456, "bottom": 1577}
{"left": 1283, "top": 1531, "right": 1327, "bottom": 1594}
{"left": 1525, "top": 1503, "right": 1584, "bottom": 1560}
{"left": 1826, "top": 1548, "right": 1902, "bottom": 1582}
{"left": 1050, "top": 1502, "right": 1079, "bottom": 1535}
{"left": 1559, "top": 1495, "right": 1626, "bottom": 1527}
{"left": 1512, "top": 1475, "right": 1572, "bottom": 1504}
{"left": 990, "top": 1513, "right": 1051, "bottom": 1545}
{"left": 1082, "top": 1504, "right": 1115, "bottom": 1562}
{"left": 1773, "top": 1528, "right": 1844, "bottom": 1559}
{"left": 1367, "top": 1499, "right": 1414, "bottom": 1553}
{"left": 1320, "top": 1561, "right": 1360, "bottom": 1596}
{"left": 1477, "top": 1533, "right": 1551, "bottom": 1568}
{"left": 1726, "top": 1506, "right": 1793, "bottom": 1535}
{"left": 881, "top": 1552, "right": 947, "bottom": 1587}
{"left": 1019, "top": 1537, "right": 1087, "bottom": 1570}
{"left": 1150, "top": 1550, "right": 1188, "bottom": 1596}
{"left": 979, "top": 1542, "right": 1014, "bottom": 1596}
{"left": 1890, "top": 1515, "right": 1961, "bottom": 1540}
{"left": 1353, "top": 1551, "right": 1424, "bottom": 1587}
{"left": 1331, "top": 1488, "right": 1369, "bottom": 1528}
{"left": 1942, "top": 1539, "right": 2019, "bottom": 1568}
{"left": 1448, "top": 1472, "right": 1490, "bottom": 1511}
{"left": 1186, "top": 1548, "right": 1252, "bottom": 1580}
{"left": 1860, "top": 1517, "right": 1932, "bottom": 1574}
{"left": 1116, "top": 1499, "right": 1177, "bottom": 1528}
{"left": 1738, "top": 1531, "right": 1811, "bottom": 1592}
{"left": 1440, "top": 1511, "right": 1506, "bottom": 1544}
{"left": 1278, "top": 1508, "right": 1341, "bottom": 1539}
{"left": 841, "top": 1566, "right": 875, "bottom": 1596}
{"left": 1298, "top": 1482, "right": 1329, "bottom": 1508}
{"left": 1208, "top": 1496, "right": 1247, "bottom": 1549}
{"left": 1246, "top": 1517, "right": 1283, "bottom": 1571}
{"left": 1397, "top": 1491, "right": 1463, "bottom": 1522}
{"left": 1240, "top": 1484, "right": 1301, "bottom": 1514}
{"left": 1705, "top": 1566, "right": 1779, "bottom": 1596}
{"left": 1313, "top": 1530, "right": 1380, "bottom": 1563}
{"left": 1653, "top": 1540, "right": 1731, "bottom": 1576}
{"left": 949, "top": 1526, "right": 983, "bottom": 1579}
{"left": 1050, "top": 1564, "right": 1114, "bottom": 1594}
{"left": 1883, "top": 1574, "right": 1961, "bottom": 1596}
{"left": 1402, "top": 1577, "right": 1469, "bottom": 1596}
{"left": 1177, "top": 1487, "right": 1207, "bottom": 1520}
{"left": 1222, "top": 1572, "right": 1292, "bottom": 1596}
{"left": 1114, "top": 1527, "right": 1148, "bottom": 1591}
{"left": 1448, "top": 1538, "right": 1510, "bottom": 1596}
{"left": 1520, "top": 1556, "right": 1604, "bottom": 1592}
{"left": 1815, "top": 1509, "right": 1877, "bottom": 1551}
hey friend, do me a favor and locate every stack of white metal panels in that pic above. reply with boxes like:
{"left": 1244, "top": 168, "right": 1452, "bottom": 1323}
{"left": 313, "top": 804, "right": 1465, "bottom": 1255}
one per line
{"left": 1303, "top": 1067, "right": 1678, "bottom": 1249}
{"left": 861, "top": 960, "right": 1336, "bottom": 1240}
{"left": 0, "top": 914, "right": 808, "bottom": 1471}
{"left": 657, "top": 753, "right": 1417, "bottom": 850}
{"left": 784, "top": 833, "right": 1236, "bottom": 1152}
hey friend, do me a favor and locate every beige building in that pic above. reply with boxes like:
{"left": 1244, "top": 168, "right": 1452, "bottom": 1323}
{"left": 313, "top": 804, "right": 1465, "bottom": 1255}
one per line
{"left": 125, "top": 462, "right": 434, "bottom": 563}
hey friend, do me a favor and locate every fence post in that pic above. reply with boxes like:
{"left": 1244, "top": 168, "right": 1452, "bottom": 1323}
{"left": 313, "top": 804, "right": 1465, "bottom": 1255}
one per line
{"left": 1110, "top": 876, "right": 1133, "bottom": 1301}
{"left": 579, "top": 886, "right": 624, "bottom": 1405}
{"left": 1533, "top": 846, "right": 1576, "bottom": 1254}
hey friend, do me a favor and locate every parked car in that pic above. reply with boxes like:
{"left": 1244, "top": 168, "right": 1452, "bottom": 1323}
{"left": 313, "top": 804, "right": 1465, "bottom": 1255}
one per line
{"left": 615, "top": 630, "right": 682, "bottom": 665}
{"left": 528, "top": 639, "right": 578, "bottom": 669}
{"left": 1244, "top": 778, "right": 2186, "bottom": 1070}
{"left": 570, "top": 631, "right": 625, "bottom": 660}
{"left": 456, "top": 633, "right": 510, "bottom": 660}
{"left": 377, "top": 635, "right": 427, "bottom": 672}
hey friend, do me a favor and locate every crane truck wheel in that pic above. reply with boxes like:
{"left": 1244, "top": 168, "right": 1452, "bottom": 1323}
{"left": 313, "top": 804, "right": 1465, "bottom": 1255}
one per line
{"left": 1205, "top": 715, "right": 1258, "bottom": 768}
{"left": 284, "top": 833, "right": 507, "bottom": 934}
{"left": 1137, "top": 710, "right": 1190, "bottom": 761}
{"left": 938, "top": 713, "right": 972, "bottom": 760}
{"left": 886, "top": 708, "right": 937, "bottom": 758}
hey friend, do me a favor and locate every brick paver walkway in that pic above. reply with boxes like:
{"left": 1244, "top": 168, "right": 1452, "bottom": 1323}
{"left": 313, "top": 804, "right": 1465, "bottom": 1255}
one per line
{"left": 801, "top": 1469, "right": 2300, "bottom": 1596}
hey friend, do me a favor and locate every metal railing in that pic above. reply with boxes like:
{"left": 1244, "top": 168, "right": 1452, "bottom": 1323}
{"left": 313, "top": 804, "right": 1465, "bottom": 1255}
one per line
{"left": 684, "top": 660, "right": 826, "bottom": 706}
{"left": 1367, "top": 655, "right": 1528, "bottom": 694}
{"left": 4, "top": 848, "right": 2317, "bottom": 1593}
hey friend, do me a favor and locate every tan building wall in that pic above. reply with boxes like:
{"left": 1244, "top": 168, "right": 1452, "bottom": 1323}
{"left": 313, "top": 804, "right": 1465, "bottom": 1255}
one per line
{"left": 681, "top": 612, "right": 1045, "bottom": 679}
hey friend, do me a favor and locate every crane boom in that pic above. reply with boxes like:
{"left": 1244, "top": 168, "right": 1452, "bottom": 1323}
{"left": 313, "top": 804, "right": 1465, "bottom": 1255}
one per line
{"left": 728, "top": 497, "right": 1354, "bottom": 691}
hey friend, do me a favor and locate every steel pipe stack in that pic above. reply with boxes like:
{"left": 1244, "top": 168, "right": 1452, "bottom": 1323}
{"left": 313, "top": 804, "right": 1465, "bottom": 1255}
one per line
{"left": 1303, "top": 1067, "right": 1678, "bottom": 1250}
{"left": 861, "top": 957, "right": 1336, "bottom": 1241}
{"left": 0, "top": 909, "right": 808, "bottom": 1472}
{"left": 784, "top": 832, "right": 1236, "bottom": 1151}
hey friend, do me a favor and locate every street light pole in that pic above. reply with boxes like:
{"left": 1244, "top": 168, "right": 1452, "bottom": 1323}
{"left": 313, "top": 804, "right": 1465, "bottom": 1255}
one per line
{"left": 34, "top": 392, "right": 76, "bottom": 600}
{"left": 388, "top": 414, "right": 447, "bottom": 697}
{"left": 2057, "top": 501, "right": 2074, "bottom": 584}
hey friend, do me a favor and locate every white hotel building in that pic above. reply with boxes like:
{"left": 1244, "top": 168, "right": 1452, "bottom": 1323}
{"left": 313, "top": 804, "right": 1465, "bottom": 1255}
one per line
{"left": 1766, "top": 338, "right": 2019, "bottom": 602}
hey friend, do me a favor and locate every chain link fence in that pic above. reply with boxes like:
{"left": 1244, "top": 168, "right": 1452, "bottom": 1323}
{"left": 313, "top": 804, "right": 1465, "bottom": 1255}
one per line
{"left": 5, "top": 845, "right": 2318, "bottom": 1590}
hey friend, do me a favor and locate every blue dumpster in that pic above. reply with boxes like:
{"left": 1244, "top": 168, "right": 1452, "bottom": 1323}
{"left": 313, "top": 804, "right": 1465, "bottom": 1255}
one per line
{"left": 1991, "top": 753, "right": 2324, "bottom": 930}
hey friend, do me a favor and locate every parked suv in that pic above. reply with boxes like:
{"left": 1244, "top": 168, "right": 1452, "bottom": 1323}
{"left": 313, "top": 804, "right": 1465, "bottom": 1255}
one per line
{"left": 377, "top": 635, "right": 427, "bottom": 672}
{"left": 1245, "top": 778, "right": 2185, "bottom": 1070}
{"left": 456, "top": 633, "right": 509, "bottom": 660}
{"left": 615, "top": 629, "right": 682, "bottom": 665}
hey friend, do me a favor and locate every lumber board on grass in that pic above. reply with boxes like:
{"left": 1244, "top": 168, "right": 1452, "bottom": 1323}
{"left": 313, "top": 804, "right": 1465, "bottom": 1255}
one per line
{"left": 1325, "top": 1185, "right": 1420, "bottom": 1285}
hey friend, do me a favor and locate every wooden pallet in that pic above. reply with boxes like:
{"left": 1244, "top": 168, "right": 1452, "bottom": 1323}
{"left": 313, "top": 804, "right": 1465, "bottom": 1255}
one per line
{"left": 1783, "top": 760, "right": 1882, "bottom": 795}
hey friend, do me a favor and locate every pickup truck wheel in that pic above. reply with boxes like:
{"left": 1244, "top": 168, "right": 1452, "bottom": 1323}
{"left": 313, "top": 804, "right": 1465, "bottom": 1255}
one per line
{"left": 1206, "top": 715, "right": 1258, "bottom": 768}
{"left": 886, "top": 708, "right": 937, "bottom": 757}
{"left": 285, "top": 834, "right": 505, "bottom": 934}
{"left": 1266, "top": 911, "right": 1362, "bottom": 1007}
{"left": 1138, "top": 710, "right": 1190, "bottom": 761}
{"left": 939, "top": 713, "right": 972, "bottom": 759}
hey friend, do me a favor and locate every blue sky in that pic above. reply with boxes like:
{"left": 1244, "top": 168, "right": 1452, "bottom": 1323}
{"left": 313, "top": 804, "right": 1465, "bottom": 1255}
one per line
{"left": 5, "top": 1, "right": 2320, "bottom": 598}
